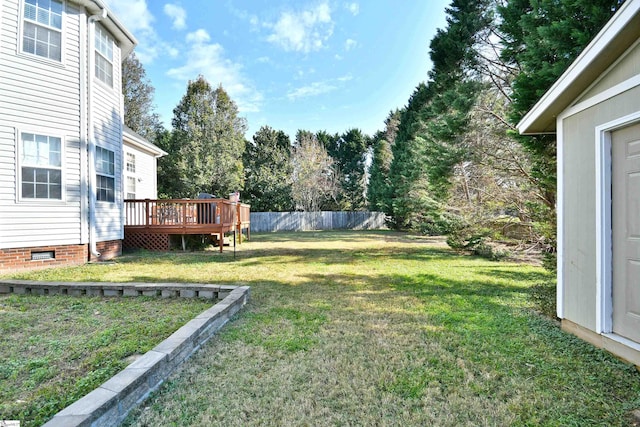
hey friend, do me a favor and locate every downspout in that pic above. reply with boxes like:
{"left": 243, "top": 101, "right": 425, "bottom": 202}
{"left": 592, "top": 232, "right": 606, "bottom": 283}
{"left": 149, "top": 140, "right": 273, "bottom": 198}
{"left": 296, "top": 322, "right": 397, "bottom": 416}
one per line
{"left": 87, "top": 4, "right": 107, "bottom": 259}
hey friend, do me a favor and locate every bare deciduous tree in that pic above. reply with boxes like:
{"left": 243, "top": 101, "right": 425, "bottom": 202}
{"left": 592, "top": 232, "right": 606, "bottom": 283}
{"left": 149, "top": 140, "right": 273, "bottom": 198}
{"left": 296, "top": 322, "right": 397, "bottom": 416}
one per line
{"left": 291, "top": 132, "right": 338, "bottom": 212}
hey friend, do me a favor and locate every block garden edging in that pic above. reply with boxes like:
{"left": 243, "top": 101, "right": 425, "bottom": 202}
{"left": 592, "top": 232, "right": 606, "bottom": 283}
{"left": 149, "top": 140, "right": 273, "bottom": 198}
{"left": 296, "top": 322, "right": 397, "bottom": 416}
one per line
{"left": 0, "top": 280, "right": 238, "bottom": 300}
{"left": 1, "top": 282, "right": 251, "bottom": 427}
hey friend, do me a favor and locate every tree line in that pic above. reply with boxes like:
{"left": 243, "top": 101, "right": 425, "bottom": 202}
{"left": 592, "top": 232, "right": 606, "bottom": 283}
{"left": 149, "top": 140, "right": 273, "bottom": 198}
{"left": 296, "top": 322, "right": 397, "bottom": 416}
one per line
{"left": 123, "top": 59, "right": 372, "bottom": 212}
{"left": 122, "top": 0, "right": 624, "bottom": 265}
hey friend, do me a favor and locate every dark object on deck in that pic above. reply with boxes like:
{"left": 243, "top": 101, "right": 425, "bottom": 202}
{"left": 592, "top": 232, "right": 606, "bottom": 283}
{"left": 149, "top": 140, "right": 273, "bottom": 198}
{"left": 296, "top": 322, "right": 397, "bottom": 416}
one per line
{"left": 197, "top": 193, "right": 217, "bottom": 224}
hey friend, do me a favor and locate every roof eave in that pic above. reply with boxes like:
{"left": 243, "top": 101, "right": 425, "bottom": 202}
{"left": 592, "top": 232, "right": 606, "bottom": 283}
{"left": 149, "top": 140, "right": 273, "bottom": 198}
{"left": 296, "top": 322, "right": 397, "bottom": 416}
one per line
{"left": 72, "top": 0, "right": 137, "bottom": 60}
{"left": 123, "top": 127, "right": 168, "bottom": 158}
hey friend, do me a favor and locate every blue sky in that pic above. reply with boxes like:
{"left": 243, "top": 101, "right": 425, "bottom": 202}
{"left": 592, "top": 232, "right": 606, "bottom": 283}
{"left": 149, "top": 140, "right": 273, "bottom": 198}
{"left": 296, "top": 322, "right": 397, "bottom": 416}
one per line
{"left": 107, "top": 0, "right": 451, "bottom": 140}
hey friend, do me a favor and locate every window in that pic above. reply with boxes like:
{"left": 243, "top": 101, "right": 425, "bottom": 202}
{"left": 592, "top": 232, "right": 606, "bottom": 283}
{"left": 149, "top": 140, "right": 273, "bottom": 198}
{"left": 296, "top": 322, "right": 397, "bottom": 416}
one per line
{"left": 96, "top": 146, "right": 115, "bottom": 202}
{"left": 20, "top": 132, "right": 62, "bottom": 200}
{"left": 125, "top": 152, "right": 136, "bottom": 198}
{"left": 126, "top": 176, "right": 136, "bottom": 199}
{"left": 126, "top": 152, "right": 135, "bottom": 173}
{"left": 95, "top": 25, "right": 113, "bottom": 86}
{"left": 22, "top": 0, "right": 62, "bottom": 61}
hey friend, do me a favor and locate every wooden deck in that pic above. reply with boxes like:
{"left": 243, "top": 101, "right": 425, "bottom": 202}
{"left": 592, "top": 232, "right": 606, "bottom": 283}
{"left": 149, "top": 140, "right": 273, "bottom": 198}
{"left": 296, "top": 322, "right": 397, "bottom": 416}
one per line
{"left": 124, "top": 199, "right": 250, "bottom": 252}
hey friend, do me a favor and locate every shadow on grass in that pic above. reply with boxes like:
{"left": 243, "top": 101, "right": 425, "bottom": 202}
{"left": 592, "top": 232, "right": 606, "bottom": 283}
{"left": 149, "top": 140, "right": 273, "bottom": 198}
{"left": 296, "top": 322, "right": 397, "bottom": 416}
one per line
{"left": 119, "top": 241, "right": 456, "bottom": 270}
{"left": 244, "top": 230, "right": 412, "bottom": 243}
{"left": 9, "top": 231, "right": 639, "bottom": 427}
{"left": 481, "top": 268, "right": 552, "bottom": 283}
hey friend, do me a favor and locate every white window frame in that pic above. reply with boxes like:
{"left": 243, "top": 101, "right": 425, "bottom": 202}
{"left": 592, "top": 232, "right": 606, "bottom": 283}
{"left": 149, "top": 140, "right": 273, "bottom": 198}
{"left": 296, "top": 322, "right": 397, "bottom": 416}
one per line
{"left": 20, "top": 0, "right": 64, "bottom": 63}
{"left": 594, "top": 111, "right": 640, "bottom": 335}
{"left": 96, "top": 146, "right": 115, "bottom": 203}
{"left": 126, "top": 152, "right": 136, "bottom": 173}
{"left": 16, "top": 129, "right": 65, "bottom": 203}
{"left": 125, "top": 152, "right": 136, "bottom": 199}
{"left": 555, "top": 71, "right": 640, "bottom": 323}
{"left": 126, "top": 176, "right": 136, "bottom": 200}
{"left": 95, "top": 24, "right": 113, "bottom": 87}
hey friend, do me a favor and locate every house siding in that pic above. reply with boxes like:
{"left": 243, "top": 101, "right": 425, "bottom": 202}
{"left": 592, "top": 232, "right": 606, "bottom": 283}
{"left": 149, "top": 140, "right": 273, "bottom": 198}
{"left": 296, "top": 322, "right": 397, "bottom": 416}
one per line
{"left": 92, "top": 29, "right": 124, "bottom": 242}
{"left": 0, "top": 0, "right": 84, "bottom": 250}
{"left": 0, "top": 0, "right": 129, "bottom": 273}
{"left": 561, "top": 83, "right": 640, "bottom": 331}
{"left": 123, "top": 143, "right": 160, "bottom": 199}
{"left": 576, "top": 41, "right": 640, "bottom": 104}
{"left": 0, "top": 126, "right": 16, "bottom": 200}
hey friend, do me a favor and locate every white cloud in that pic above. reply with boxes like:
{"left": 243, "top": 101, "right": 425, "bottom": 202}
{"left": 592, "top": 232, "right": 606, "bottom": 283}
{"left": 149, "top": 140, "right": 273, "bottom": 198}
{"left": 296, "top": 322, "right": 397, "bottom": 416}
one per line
{"left": 287, "top": 73, "right": 353, "bottom": 100}
{"left": 249, "top": 15, "right": 260, "bottom": 30}
{"left": 346, "top": 2, "right": 359, "bottom": 15}
{"left": 344, "top": 38, "right": 357, "bottom": 51}
{"left": 108, "top": 0, "right": 174, "bottom": 63}
{"left": 266, "top": 2, "right": 334, "bottom": 53}
{"left": 108, "top": 0, "right": 154, "bottom": 33}
{"left": 167, "top": 34, "right": 263, "bottom": 113}
{"left": 287, "top": 81, "right": 336, "bottom": 100}
{"left": 163, "top": 3, "right": 187, "bottom": 30}
{"left": 186, "top": 29, "right": 210, "bottom": 44}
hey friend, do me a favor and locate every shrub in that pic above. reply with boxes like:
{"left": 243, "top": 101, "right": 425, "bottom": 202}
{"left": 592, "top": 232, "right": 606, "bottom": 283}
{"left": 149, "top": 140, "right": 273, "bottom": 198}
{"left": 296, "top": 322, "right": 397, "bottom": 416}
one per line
{"left": 446, "top": 226, "right": 510, "bottom": 260}
{"left": 530, "top": 281, "right": 557, "bottom": 318}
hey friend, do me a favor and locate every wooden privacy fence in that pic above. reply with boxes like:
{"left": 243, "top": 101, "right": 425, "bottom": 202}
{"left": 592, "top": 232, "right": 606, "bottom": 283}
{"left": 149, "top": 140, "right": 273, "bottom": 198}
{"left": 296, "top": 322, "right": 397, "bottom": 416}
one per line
{"left": 250, "top": 211, "right": 387, "bottom": 232}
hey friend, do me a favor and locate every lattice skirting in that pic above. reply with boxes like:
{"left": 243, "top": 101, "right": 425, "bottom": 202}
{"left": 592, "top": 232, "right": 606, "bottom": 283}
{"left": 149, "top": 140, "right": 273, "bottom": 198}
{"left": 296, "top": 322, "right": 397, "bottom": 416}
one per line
{"left": 124, "top": 233, "right": 170, "bottom": 251}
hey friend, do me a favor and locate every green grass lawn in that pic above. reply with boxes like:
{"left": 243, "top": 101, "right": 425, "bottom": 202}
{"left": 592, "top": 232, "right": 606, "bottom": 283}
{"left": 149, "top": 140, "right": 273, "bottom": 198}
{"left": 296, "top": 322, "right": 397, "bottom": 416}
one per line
{"left": 4, "top": 231, "right": 640, "bottom": 426}
{"left": 0, "top": 295, "right": 213, "bottom": 426}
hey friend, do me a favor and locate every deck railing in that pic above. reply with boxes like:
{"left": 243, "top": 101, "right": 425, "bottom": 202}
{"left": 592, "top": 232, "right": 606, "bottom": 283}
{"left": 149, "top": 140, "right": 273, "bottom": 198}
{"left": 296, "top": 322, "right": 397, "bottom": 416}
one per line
{"left": 124, "top": 199, "right": 251, "bottom": 252}
{"left": 237, "top": 203, "right": 250, "bottom": 224}
{"left": 236, "top": 202, "right": 251, "bottom": 242}
{"left": 124, "top": 198, "right": 237, "bottom": 231}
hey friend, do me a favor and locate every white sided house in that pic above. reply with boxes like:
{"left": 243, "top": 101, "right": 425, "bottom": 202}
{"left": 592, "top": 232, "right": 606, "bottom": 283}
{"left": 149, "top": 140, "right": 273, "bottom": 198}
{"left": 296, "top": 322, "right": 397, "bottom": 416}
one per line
{"left": 0, "top": 0, "right": 137, "bottom": 272}
{"left": 123, "top": 126, "right": 166, "bottom": 200}
{"left": 518, "top": 0, "right": 640, "bottom": 366}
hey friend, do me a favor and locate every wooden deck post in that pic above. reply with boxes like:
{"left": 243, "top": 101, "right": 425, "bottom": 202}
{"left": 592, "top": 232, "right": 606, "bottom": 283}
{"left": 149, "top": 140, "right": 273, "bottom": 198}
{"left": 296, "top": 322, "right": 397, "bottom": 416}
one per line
{"left": 144, "top": 199, "right": 150, "bottom": 228}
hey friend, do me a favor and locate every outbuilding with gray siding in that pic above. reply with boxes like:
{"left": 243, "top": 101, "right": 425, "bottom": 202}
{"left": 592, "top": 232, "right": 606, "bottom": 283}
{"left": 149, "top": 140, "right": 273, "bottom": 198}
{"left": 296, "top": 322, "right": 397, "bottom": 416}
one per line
{"left": 518, "top": 0, "right": 640, "bottom": 366}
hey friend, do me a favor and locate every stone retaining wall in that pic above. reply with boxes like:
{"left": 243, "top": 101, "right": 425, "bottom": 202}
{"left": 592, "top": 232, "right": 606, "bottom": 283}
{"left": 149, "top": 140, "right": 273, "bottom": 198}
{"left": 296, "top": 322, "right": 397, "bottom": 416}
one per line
{"left": 0, "top": 280, "right": 237, "bottom": 300}
{"left": 0, "top": 280, "right": 250, "bottom": 427}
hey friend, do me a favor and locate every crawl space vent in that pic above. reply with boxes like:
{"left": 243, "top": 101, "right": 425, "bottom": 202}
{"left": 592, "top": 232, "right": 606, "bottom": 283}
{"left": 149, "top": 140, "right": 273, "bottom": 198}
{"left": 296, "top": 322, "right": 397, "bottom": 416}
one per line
{"left": 31, "top": 251, "right": 55, "bottom": 261}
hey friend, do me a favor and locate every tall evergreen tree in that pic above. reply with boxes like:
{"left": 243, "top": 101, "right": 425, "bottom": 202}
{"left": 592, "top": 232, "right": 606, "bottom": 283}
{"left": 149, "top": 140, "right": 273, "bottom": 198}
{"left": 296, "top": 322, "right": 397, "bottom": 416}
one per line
{"left": 243, "top": 126, "right": 293, "bottom": 211}
{"left": 498, "top": 0, "right": 623, "bottom": 267}
{"left": 421, "top": 0, "right": 492, "bottom": 196}
{"left": 499, "top": 0, "right": 622, "bottom": 211}
{"left": 121, "top": 52, "right": 163, "bottom": 140}
{"left": 387, "top": 0, "right": 492, "bottom": 231}
{"left": 324, "top": 128, "right": 371, "bottom": 210}
{"left": 368, "top": 110, "right": 400, "bottom": 211}
{"left": 165, "top": 76, "right": 247, "bottom": 198}
{"left": 387, "top": 84, "right": 435, "bottom": 230}
{"left": 155, "top": 128, "right": 180, "bottom": 198}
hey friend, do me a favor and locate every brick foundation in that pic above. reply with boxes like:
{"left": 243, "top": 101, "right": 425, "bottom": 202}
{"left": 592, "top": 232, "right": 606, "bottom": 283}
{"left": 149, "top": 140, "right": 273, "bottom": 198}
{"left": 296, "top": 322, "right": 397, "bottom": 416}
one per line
{"left": 0, "top": 244, "right": 87, "bottom": 273}
{"left": 89, "top": 240, "right": 123, "bottom": 262}
{"left": 0, "top": 240, "right": 122, "bottom": 273}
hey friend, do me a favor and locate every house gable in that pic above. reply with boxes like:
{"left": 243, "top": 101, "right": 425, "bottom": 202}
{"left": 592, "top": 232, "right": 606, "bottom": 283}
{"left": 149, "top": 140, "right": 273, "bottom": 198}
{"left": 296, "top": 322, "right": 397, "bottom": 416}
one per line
{"left": 123, "top": 127, "right": 167, "bottom": 200}
{"left": 575, "top": 40, "right": 640, "bottom": 104}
